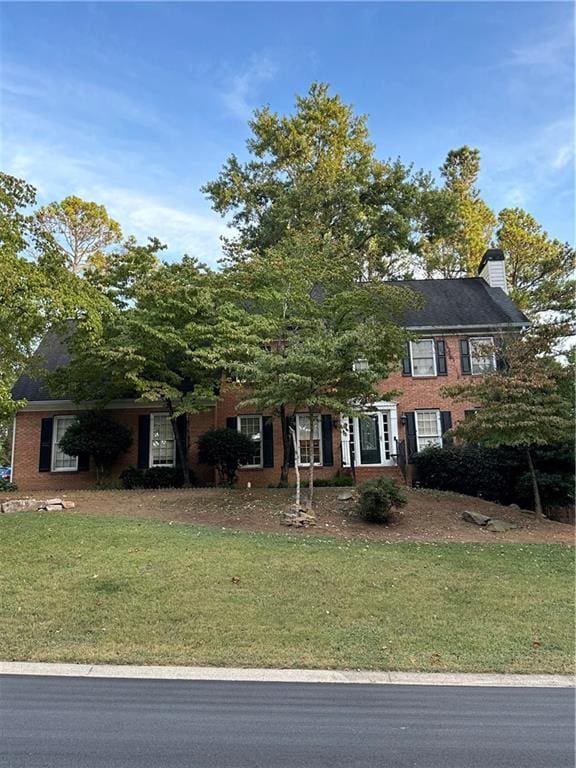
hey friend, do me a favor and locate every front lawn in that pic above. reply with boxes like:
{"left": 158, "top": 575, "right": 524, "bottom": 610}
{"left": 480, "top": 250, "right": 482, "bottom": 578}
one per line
{"left": 0, "top": 513, "right": 573, "bottom": 673}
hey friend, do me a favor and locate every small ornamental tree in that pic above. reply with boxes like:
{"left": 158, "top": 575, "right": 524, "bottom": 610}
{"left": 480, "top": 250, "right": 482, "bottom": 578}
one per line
{"left": 59, "top": 411, "right": 132, "bottom": 483}
{"left": 198, "top": 428, "right": 255, "bottom": 486}
{"left": 443, "top": 327, "right": 573, "bottom": 517}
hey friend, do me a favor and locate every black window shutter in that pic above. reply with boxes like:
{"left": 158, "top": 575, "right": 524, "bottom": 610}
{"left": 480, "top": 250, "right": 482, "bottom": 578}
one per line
{"left": 436, "top": 339, "right": 448, "bottom": 376}
{"left": 286, "top": 415, "right": 296, "bottom": 467}
{"left": 39, "top": 417, "right": 53, "bottom": 472}
{"left": 460, "top": 339, "right": 471, "bottom": 375}
{"left": 405, "top": 412, "right": 417, "bottom": 463}
{"left": 77, "top": 451, "right": 90, "bottom": 471}
{"left": 440, "top": 411, "right": 453, "bottom": 445}
{"left": 226, "top": 416, "right": 237, "bottom": 431}
{"left": 137, "top": 415, "right": 150, "bottom": 469}
{"left": 262, "top": 416, "right": 274, "bottom": 468}
{"left": 495, "top": 337, "right": 506, "bottom": 371}
{"left": 175, "top": 414, "right": 188, "bottom": 467}
{"left": 321, "top": 415, "right": 334, "bottom": 467}
{"left": 401, "top": 342, "right": 412, "bottom": 376}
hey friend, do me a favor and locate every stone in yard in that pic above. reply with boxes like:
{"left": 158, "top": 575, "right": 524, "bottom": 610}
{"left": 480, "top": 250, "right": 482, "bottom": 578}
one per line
{"left": 1, "top": 499, "right": 40, "bottom": 514}
{"left": 485, "top": 519, "right": 518, "bottom": 532}
{"left": 45, "top": 504, "right": 64, "bottom": 512}
{"left": 337, "top": 490, "right": 355, "bottom": 501}
{"left": 281, "top": 510, "right": 316, "bottom": 527}
{"left": 462, "top": 510, "right": 491, "bottom": 526}
{"left": 45, "top": 498, "right": 63, "bottom": 506}
{"left": 61, "top": 500, "right": 75, "bottom": 509}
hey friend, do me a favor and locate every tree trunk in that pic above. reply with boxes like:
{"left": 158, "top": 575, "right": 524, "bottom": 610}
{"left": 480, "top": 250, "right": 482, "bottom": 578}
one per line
{"left": 526, "top": 447, "right": 544, "bottom": 518}
{"left": 307, "top": 408, "right": 315, "bottom": 511}
{"left": 280, "top": 404, "right": 290, "bottom": 486}
{"left": 167, "top": 399, "right": 191, "bottom": 487}
{"left": 290, "top": 426, "right": 301, "bottom": 510}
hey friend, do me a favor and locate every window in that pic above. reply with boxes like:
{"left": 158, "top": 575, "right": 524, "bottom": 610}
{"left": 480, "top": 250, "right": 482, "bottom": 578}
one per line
{"left": 52, "top": 416, "right": 78, "bottom": 472}
{"left": 353, "top": 358, "right": 370, "bottom": 372}
{"left": 415, "top": 410, "right": 442, "bottom": 451}
{"left": 410, "top": 339, "right": 436, "bottom": 377}
{"left": 150, "top": 414, "right": 176, "bottom": 467}
{"left": 469, "top": 337, "right": 496, "bottom": 375}
{"left": 296, "top": 414, "right": 322, "bottom": 466}
{"left": 238, "top": 415, "right": 263, "bottom": 467}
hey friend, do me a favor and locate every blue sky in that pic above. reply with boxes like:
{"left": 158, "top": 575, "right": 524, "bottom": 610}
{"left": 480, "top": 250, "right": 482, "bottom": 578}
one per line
{"left": 1, "top": 2, "right": 573, "bottom": 265}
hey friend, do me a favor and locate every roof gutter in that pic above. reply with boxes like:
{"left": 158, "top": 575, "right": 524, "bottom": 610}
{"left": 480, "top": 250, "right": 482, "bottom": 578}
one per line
{"left": 404, "top": 322, "right": 529, "bottom": 333}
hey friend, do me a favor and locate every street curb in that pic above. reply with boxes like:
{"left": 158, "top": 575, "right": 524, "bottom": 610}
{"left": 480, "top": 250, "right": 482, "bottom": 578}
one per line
{"left": 0, "top": 662, "right": 573, "bottom": 687}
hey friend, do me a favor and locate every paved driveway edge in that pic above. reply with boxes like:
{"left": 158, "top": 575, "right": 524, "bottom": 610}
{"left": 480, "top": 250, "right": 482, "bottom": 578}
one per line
{"left": 0, "top": 661, "right": 573, "bottom": 687}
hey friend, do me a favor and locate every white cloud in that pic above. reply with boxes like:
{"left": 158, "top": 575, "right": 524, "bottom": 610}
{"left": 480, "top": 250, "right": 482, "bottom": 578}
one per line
{"left": 510, "top": 26, "right": 573, "bottom": 74}
{"left": 221, "top": 54, "right": 277, "bottom": 120}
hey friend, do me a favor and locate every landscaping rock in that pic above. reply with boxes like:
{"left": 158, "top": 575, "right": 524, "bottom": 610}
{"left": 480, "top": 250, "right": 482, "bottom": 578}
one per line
{"left": 1, "top": 499, "right": 40, "bottom": 514}
{"left": 281, "top": 509, "right": 317, "bottom": 528}
{"left": 45, "top": 504, "right": 64, "bottom": 512}
{"left": 485, "top": 519, "right": 518, "bottom": 532}
{"left": 462, "top": 510, "right": 491, "bottom": 526}
{"left": 61, "top": 500, "right": 75, "bottom": 509}
{"left": 337, "top": 490, "right": 356, "bottom": 501}
{"left": 45, "top": 498, "right": 63, "bottom": 506}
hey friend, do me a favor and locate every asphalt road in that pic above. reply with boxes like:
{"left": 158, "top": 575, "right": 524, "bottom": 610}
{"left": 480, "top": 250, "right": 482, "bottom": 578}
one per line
{"left": 1, "top": 675, "right": 574, "bottom": 768}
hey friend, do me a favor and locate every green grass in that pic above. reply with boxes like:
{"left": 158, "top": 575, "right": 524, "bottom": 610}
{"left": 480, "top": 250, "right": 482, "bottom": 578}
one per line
{"left": 0, "top": 513, "right": 573, "bottom": 673}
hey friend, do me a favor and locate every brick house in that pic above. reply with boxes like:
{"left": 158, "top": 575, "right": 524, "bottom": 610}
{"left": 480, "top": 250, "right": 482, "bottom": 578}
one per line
{"left": 10, "top": 250, "right": 528, "bottom": 491}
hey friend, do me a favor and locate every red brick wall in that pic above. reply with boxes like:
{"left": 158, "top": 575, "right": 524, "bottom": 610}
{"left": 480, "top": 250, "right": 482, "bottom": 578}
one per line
{"left": 12, "top": 335, "right": 479, "bottom": 491}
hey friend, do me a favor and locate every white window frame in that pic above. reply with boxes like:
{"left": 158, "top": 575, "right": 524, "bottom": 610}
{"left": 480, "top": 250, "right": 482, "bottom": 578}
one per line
{"left": 409, "top": 338, "right": 436, "bottom": 378}
{"left": 51, "top": 415, "right": 79, "bottom": 472}
{"left": 415, "top": 409, "right": 443, "bottom": 452}
{"left": 353, "top": 358, "right": 370, "bottom": 372}
{"left": 296, "top": 413, "right": 323, "bottom": 467}
{"left": 469, "top": 337, "right": 496, "bottom": 376}
{"left": 237, "top": 414, "right": 263, "bottom": 469}
{"left": 149, "top": 413, "right": 176, "bottom": 468}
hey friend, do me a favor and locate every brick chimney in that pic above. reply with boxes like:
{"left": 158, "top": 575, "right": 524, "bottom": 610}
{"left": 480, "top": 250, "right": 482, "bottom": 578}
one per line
{"left": 478, "top": 249, "right": 508, "bottom": 293}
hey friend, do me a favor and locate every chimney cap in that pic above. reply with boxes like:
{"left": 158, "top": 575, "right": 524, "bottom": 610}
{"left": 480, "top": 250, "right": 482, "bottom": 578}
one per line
{"left": 478, "top": 248, "right": 504, "bottom": 274}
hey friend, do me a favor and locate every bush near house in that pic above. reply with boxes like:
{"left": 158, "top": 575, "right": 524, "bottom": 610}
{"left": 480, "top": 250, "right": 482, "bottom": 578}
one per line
{"left": 414, "top": 442, "right": 574, "bottom": 515}
{"left": 119, "top": 466, "right": 189, "bottom": 489}
{"left": 356, "top": 477, "right": 408, "bottom": 524}
{"left": 198, "top": 428, "right": 255, "bottom": 486}
{"left": 59, "top": 411, "right": 132, "bottom": 484}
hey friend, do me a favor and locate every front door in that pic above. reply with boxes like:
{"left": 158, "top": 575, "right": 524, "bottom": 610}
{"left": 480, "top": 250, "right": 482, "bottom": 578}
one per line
{"left": 359, "top": 414, "right": 381, "bottom": 465}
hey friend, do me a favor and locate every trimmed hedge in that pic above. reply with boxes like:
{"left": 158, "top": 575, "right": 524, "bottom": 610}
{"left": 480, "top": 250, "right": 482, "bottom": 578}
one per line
{"left": 120, "top": 466, "right": 190, "bottom": 489}
{"left": 414, "top": 442, "right": 574, "bottom": 513}
{"left": 356, "top": 477, "right": 408, "bottom": 524}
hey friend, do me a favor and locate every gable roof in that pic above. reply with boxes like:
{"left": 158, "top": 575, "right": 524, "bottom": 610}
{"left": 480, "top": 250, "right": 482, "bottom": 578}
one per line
{"left": 390, "top": 277, "right": 529, "bottom": 330}
{"left": 11, "top": 329, "right": 72, "bottom": 402}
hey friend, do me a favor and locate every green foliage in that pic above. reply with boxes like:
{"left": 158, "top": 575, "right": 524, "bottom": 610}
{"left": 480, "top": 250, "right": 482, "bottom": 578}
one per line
{"left": 496, "top": 207, "right": 574, "bottom": 319}
{"left": 306, "top": 475, "right": 355, "bottom": 488}
{"left": 415, "top": 443, "right": 574, "bottom": 513}
{"left": 35, "top": 195, "right": 122, "bottom": 274}
{"left": 197, "top": 428, "right": 255, "bottom": 486}
{"left": 59, "top": 411, "right": 132, "bottom": 482}
{"left": 119, "top": 466, "right": 187, "bottom": 489}
{"left": 0, "top": 478, "right": 17, "bottom": 492}
{"left": 356, "top": 477, "right": 408, "bottom": 524}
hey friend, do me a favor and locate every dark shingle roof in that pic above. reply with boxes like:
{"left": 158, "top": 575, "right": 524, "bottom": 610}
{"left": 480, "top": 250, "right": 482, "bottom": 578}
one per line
{"left": 11, "top": 329, "right": 72, "bottom": 402}
{"left": 390, "top": 277, "right": 529, "bottom": 329}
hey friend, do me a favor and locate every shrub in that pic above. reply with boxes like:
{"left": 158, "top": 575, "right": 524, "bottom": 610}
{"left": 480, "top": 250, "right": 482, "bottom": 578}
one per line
{"left": 119, "top": 466, "right": 188, "bottom": 489}
{"left": 198, "top": 428, "right": 255, "bottom": 486}
{"left": 0, "top": 478, "right": 17, "bottom": 492}
{"left": 414, "top": 442, "right": 574, "bottom": 514}
{"left": 357, "top": 477, "right": 407, "bottom": 524}
{"left": 59, "top": 411, "right": 132, "bottom": 483}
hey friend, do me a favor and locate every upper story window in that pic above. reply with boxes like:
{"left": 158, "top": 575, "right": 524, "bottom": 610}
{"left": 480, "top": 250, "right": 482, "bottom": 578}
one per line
{"left": 469, "top": 337, "right": 496, "bottom": 375}
{"left": 296, "top": 414, "right": 322, "bottom": 466}
{"left": 238, "top": 415, "right": 263, "bottom": 468}
{"left": 150, "top": 414, "right": 176, "bottom": 467}
{"left": 353, "top": 358, "right": 370, "bottom": 372}
{"left": 410, "top": 339, "right": 436, "bottom": 377}
{"left": 52, "top": 415, "right": 78, "bottom": 472}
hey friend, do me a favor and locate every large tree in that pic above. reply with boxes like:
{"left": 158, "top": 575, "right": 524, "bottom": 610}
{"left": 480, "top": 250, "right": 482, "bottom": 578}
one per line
{"left": 36, "top": 195, "right": 122, "bottom": 274}
{"left": 203, "top": 82, "right": 447, "bottom": 280}
{"left": 496, "top": 207, "right": 575, "bottom": 320}
{"left": 420, "top": 146, "right": 496, "bottom": 278}
{"left": 444, "top": 326, "right": 573, "bottom": 517}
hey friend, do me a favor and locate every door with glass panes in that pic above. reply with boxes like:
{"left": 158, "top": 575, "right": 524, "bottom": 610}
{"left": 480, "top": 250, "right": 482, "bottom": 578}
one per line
{"left": 357, "top": 411, "right": 392, "bottom": 465}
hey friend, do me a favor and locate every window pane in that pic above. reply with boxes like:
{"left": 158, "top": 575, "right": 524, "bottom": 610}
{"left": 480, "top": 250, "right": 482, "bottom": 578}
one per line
{"left": 416, "top": 411, "right": 441, "bottom": 452}
{"left": 470, "top": 338, "right": 495, "bottom": 375}
{"left": 239, "top": 416, "right": 262, "bottom": 466}
{"left": 151, "top": 415, "right": 175, "bottom": 466}
{"left": 297, "top": 415, "right": 321, "bottom": 465}
{"left": 53, "top": 416, "right": 78, "bottom": 470}
{"left": 411, "top": 340, "right": 435, "bottom": 377}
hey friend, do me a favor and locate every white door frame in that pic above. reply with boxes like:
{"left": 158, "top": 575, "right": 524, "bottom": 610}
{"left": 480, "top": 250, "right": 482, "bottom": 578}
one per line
{"left": 341, "top": 401, "right": 398, "bottom": 467}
